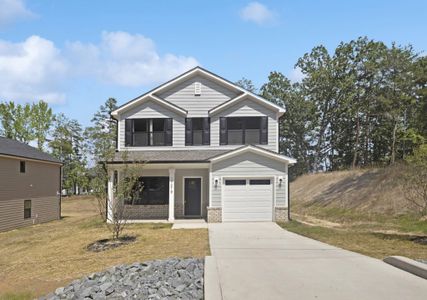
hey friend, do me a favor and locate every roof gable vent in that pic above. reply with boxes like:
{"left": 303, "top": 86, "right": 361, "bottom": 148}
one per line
{"left": 194, "top": 82, "right": 201, "bottom": 96}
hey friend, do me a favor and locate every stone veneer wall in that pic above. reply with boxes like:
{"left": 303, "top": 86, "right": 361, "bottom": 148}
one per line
{"left": 207, "top": 207, "right": 222, "bottom": 223}
{"left": 274, "top": 207, "right": 288, "bottom": 222}
{"left": 124, "top": 205, "right": 169, "bottom": 219}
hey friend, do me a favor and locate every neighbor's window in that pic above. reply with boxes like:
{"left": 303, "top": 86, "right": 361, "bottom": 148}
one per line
{"left": 185, "top": 118, "right": 210, "bottom": 146}
{"left": 125, "top": 177, "right": 169, "bottom": 205}
{"left": 24, "top": 200, "right": 31, "bottom": 219}
{"left": 20, "top": 161, "right": 26, "bottom": 173}
{"left": 220, "top": 117, "right": 268, "bottom": 145}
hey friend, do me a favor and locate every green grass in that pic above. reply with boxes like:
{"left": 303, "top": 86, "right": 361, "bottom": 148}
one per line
{"left": 279, "top": 220, "right": 427, "bottom": 259}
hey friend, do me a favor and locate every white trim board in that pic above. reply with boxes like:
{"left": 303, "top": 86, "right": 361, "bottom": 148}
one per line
{"left": 210, "top": 145, "right": 297, "bottom": 165}
{"left": 209, "top": 93, "right": 285, "bottom": 116}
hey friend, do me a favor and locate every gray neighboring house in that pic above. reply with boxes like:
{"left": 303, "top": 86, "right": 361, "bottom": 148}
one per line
{"left": 0, "top": 137, "right": 62, "bottom": 232}
{"left": 108, "top": 67, "right": 296, "bottom": 223}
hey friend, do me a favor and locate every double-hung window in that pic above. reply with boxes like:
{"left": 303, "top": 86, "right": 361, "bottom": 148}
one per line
{"left": 185, "top": 118, "right": 210, "bottom": 146}
{"left": 220, "top": 116, "right": 268, "bottom": 145}
{"left": 125, "top": 118, "right": 172, "bottom": 146}
{"left": 24, "top": 200, "right": 31, "bottom": 219}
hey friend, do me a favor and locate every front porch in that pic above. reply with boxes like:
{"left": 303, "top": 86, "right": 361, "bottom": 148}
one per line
{"left": 107, "top": 163, "right": 210, "bottom": 222}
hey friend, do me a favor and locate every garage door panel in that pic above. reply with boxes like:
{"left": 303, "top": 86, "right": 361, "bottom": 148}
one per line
{"left": 223, "top": 178, "right": 273, "bottom": 222}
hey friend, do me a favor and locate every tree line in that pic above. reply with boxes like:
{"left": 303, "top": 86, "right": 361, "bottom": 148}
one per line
{"left": 240, "top": 37, "right": 426, "bottom": 178}
{"left": 0, "top": 36, "right": 426, "bottom": 193}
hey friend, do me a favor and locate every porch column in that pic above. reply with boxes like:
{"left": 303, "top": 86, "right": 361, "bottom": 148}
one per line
{"left": 107, "top": 170, "right": 114, "bottom": 223}
{"left": 168, "top": 168, "right": 175, "bottom": 222}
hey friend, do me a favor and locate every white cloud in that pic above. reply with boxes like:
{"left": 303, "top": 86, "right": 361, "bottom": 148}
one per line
{"left": 0, "top": 31, "right": 198, "bottom": 104}
{"left": 0, "top": 0, "right": 35, "bottom": 26}
{"left": 240, "top": 2, "right": 277, "bottom": 25}
{"left": 0, "top": 35, "right": 68, "bottom": 103}
{"left": 67, "top": 31, "right": 199, "bottom": 87}
{"left": 289, "top": 67, "right": 305, "bottom": 83}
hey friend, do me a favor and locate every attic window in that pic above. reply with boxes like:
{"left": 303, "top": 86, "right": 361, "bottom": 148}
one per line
{"left": 194, "top": 82, "right": 201, "bottom": 96}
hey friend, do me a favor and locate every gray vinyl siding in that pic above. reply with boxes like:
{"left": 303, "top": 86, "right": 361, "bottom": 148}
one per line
{"left": 210, "top": 152, "right": 288, "bottom": 208}
{"left": 211, "top": 98, "right": 278, "bottom": 151}
{"left": 118, "top": 97, "right": 279, "bottom": 152}
{"left": 0, "top": 156, "right": 61, "bottom": 232}
{"left": 119, "top": 100, "right": 186, "bottom": 149}
{"left": 157, "top": 75, "right": 239, "bottom": 117}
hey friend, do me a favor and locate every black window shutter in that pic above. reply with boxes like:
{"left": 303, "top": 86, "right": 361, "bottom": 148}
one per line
{"left": 125, "top": 119, "right": 133, "bottom": 146}
{"left": 202, "top": 117, "right": 210, "bottom": 145}
{"left": 220, "top": 117, "right": 227, "bottom": 145}
{"left": 260, "top": 116, "right": 268, "bottom": 145}
{"left": 185, "top": 118, "right": 192, "bottom": 146}
{"left": 164, "top": 118, "right": 173, "bottom": 146}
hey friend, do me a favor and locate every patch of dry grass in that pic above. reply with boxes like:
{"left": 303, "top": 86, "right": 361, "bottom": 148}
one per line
{"left": 279, "top": 221, "right": 427, "bottom": 260}
{"left": 0, "top": 196, "right": 210, "bottom": 298}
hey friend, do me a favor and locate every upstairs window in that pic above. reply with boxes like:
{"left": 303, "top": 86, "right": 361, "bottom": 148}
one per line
{"left": 220, "top": 116, "right": 268, "bottom": 145}
{"left": 125, "top": 118, "right": 172, "bottom": 147}
{"left": 24, "top": 200, "right": 31, "bottom": 219}
{"left": 20, "top": 161, "right": 26, "bottom": 173}
{"left": 185, "top": 118, "right": 210, "bottom": 146}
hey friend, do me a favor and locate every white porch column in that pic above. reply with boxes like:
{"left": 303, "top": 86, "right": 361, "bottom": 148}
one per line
{"left": 107, "top": 170, "right": 114, "bottom": 223}
{"left": 168, "top": 168, "right": 175, "bottom": 222}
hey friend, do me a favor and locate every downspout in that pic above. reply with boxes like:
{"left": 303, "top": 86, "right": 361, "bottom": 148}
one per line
{"left": 59, "top": 165, "right": 63, "bottom": 219}
{"left": 287, "top": 174, "right": 291, "bottom": 221}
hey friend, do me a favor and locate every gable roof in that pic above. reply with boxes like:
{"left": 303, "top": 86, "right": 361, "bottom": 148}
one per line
{"left": 208, "top": 93, "right": 285, "bottom": 116}
{"left": 111, "top": 66, "right": 286, "bottom": 117}
{"left": 209, "top": 145, "right": 297, "bottom": 165}
{"left": 112, "top": 94, "right": 187, "bottom": 119}
{"left": 0, "top": 137, "right": 62, "bottom": 164}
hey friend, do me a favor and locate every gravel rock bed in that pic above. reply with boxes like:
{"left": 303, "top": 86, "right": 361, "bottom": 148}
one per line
{"left": 40, "top": 258, "right": 204, "bottom": 300}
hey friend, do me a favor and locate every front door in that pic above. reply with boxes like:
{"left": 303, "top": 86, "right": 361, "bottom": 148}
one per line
{"left": 184, "top": 177, "right": 202, "bottom": 216}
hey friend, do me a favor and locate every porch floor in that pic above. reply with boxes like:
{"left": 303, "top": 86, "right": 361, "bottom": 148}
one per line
{"left": 172, "top": 219, "right": 208, "bottom": 230}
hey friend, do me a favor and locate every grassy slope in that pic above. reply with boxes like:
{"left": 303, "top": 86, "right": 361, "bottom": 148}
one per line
{"left": 0, "top": 196, "right": 210, "bottom": 298}
{"left": 284, "top": 166, "right": 427, "bottom": 260}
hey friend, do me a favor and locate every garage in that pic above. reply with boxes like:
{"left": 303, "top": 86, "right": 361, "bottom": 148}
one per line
{"left": 222, "top": 178, "right": 273, "bottom": 222}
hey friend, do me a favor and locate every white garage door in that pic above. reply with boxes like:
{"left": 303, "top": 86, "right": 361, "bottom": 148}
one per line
{"left": 222, "top": 178, "right": 273, "bottom": 222}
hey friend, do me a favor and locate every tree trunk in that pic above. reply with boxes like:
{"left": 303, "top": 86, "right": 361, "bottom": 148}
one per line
{"left": 352, "top": 113, "right": 360, "bottom": 168}
{"left": 391, "top": 121, "right": 398, "bottom": 164}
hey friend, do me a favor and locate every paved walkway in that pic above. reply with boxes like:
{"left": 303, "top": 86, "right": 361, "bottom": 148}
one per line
{"left": 207, "top": 222, "right": 427, "bottom": 300}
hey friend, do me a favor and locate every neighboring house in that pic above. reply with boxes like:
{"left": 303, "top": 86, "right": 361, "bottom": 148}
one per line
{"left": 0, "top": 137, "right": 62, "bottom": 232}
{"left": 108, "top": 67, "right": 296, "bottom": 223}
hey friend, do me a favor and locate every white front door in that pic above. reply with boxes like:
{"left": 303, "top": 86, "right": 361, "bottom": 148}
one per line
{"left": 222, "top": 178, "right": 273, "bottom": 222}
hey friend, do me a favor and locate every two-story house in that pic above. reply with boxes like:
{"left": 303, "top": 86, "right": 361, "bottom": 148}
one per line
{"left": 108, "top": 67, "right": 296, "bottom": 223}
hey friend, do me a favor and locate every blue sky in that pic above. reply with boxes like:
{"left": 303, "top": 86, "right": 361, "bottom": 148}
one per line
{"left": 0, "top": 0, "right": 426, "bottom": 126}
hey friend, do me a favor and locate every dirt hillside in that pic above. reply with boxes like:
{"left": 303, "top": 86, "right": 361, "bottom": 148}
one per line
{"left": 290, "top": 165, "right": 412, "bottom": 216}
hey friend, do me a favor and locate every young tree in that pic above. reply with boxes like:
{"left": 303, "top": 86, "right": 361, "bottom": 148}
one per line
{"left": 93, "top": 154, "right": 143, "bottom": 240}
{"left": 31, "top": 101, "right": 54, "bottom": 150}
{"left": 402, "top": 144, "right": 427, "bottom": 215}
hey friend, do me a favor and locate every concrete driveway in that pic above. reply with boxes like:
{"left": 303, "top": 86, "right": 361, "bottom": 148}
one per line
{"left": 207, "top": 222, "right": 427, "bottom": 300}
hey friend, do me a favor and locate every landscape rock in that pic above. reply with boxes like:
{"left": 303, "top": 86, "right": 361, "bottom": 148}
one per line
{"left": 40, "top": 258, "right": 204, "bottom": 300}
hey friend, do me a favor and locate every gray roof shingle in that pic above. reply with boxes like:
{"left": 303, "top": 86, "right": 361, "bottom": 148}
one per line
{"left": 109, "top": 149, "right": 230, "bottom": 163}
{"left": 0, "top": 136, "right": 62, "bottom": 164}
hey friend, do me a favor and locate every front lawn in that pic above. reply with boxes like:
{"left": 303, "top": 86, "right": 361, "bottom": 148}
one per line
{"left": 279, "top": 220, "right": 427, "bottom": 260}
{"left": 0, "top": 196, "right": 210, "bottom": 299}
